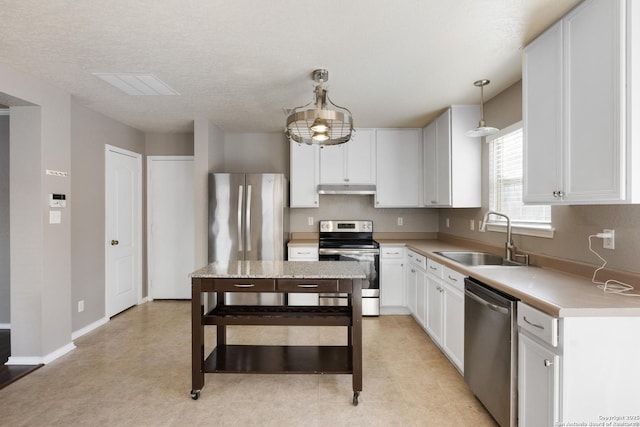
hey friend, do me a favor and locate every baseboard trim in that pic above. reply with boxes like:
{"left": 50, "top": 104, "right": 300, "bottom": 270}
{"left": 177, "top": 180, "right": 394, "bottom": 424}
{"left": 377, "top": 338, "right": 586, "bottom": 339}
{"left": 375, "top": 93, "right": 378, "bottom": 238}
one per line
{"left": 6, "top": 342, "right": 76, "bottom": 365}
{"left": 71, "top": 316, "right": 109, "bottom": 340}
{"left": 380, "top": 306, "right": 411, "bottom": 315}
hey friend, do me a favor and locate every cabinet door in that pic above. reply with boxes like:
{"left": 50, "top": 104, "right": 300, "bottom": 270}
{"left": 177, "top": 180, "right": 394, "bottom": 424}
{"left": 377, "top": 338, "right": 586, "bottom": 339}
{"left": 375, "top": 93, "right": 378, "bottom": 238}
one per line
{"left": 319, "top": 144, "right": 345, "bottom": 184}
{"left": 523, "top": 21, "right": 563, "bottom": 203}
{"left": 380, "top": 258, "right": 405, "bottom": 307}
{"left": 375, "top": 129, "right": 422, "bottom": 207}
{"left": 287, "top": 245, "right": 319, "bottom": 305}
{"left": 564, "top": 0, "right": 623, "bottom": 202}
{"left": 434, "top": 109, "right": 452, "bottom": 206}
{"left": 425, "top": 277, "right": 443, "bottom": 344}
{"left": 346, "top": 129, "right": 376, "bottom": 184}
{"left": 405, "top": 264, "right": 418, "bottom": 316}
{"left": 290, "top": 141, "right": 319, "bottom": 207}
{"left": 442, "top": 283, "right": 464, "bottom": 372}
{"left": 422, "top": 122, "right": 438, "bottom": 206}
{"left": 415, "top": 269, "right": 426, "bottom": 327}
{"left": 518, "top": 333, "right": 560, "bottom": 427}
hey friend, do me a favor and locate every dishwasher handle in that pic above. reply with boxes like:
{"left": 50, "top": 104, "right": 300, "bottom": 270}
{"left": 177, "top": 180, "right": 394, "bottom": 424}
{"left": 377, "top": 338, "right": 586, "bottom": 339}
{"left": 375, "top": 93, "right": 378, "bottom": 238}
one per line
{"left": 465, "top": 289, "right": 510, "bottom": 315}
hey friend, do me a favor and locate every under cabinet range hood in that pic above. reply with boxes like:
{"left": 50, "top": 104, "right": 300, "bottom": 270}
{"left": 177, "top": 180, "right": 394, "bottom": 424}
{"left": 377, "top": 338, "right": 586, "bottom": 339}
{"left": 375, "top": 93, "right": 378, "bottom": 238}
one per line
{"left": 317, "top": 184, "right": 376, "bottom": 195}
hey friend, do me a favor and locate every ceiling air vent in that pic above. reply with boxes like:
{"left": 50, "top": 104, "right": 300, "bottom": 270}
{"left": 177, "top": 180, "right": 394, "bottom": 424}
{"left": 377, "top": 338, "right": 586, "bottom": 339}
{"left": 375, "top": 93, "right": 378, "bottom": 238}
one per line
{"left": 93, "top": 73, "right": 179, "bottom": 96}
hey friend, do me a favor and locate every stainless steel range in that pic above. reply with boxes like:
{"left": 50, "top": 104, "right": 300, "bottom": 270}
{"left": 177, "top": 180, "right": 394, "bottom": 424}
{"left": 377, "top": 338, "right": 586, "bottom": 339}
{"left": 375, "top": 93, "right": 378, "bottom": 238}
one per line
{"left": 318, "top": 220, "right": 380, "bottom": 316}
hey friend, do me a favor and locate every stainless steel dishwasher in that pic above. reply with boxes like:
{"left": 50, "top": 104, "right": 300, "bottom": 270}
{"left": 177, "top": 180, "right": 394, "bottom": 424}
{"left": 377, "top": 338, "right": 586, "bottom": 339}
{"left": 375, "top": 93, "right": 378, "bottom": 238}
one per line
{"left": 464, "top": 277, "right": 518, "bottom": 427}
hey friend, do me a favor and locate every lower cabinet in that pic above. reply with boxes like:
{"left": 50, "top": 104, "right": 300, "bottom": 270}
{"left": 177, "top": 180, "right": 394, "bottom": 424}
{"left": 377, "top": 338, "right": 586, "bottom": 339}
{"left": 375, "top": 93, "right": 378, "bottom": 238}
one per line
{"left": 287, "top": 245, "right": 320, "bottom": 305}
{"left": 407, "top": 251, "right": 465, "bottom": 374}
{"left": 380, "top": 245, "right": 406, "bottom": 313}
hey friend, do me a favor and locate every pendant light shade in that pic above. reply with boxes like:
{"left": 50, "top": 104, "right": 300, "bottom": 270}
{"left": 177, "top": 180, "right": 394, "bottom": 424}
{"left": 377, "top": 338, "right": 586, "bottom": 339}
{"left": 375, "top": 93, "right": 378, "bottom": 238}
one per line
{"left": 285, "top": 69, "right": 354, "bottom": 146}
{"left": 466, "top": 79, "right": 499, "bottom": 137}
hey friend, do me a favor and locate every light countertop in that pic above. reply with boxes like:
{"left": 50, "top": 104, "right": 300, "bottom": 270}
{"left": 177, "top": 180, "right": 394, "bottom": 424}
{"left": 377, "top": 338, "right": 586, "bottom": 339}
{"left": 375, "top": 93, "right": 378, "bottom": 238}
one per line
{"left": 191, "top": 260, "right": 366, "bottom": 279}
{"left": 287, "top": 238, "right": 640, "bottom": 317}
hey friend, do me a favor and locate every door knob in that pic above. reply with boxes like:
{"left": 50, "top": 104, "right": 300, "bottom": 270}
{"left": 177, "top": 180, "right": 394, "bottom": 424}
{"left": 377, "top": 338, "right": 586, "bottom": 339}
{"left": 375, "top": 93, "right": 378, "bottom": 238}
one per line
{"left": 110, "top": 240, "right": 119, "bottom": 246}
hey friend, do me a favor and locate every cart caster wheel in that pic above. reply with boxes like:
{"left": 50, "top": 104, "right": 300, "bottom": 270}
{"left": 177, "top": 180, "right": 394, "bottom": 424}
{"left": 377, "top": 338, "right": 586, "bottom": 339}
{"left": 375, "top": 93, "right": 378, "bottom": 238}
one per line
{"left": 352, "top": 392, "right": 360, "bottom": 406}
{"left": 190, "top": 390, "right": 200, "bottom": 400}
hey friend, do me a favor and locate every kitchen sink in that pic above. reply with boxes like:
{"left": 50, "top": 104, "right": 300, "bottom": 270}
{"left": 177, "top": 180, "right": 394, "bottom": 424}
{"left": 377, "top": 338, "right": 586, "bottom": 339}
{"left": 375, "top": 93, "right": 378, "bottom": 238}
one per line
{"left": 434, "top": 251, "right": 524, "bottom": 267}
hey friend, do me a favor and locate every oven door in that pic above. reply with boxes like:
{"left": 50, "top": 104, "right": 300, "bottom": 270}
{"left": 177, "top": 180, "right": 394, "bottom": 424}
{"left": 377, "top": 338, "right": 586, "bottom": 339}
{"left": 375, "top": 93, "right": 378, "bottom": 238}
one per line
{"left": 317, "top": 248, "right": 379, "bottom": 297}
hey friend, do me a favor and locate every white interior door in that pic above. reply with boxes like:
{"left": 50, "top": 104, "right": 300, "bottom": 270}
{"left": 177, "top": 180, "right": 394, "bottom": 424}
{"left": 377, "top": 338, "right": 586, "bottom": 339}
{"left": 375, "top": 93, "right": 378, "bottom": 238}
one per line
{"left": 147, "top": 156, "right": 194, "bottom": 299}
{"left": 105, "top": 145, "right": 141, "bottom": 317}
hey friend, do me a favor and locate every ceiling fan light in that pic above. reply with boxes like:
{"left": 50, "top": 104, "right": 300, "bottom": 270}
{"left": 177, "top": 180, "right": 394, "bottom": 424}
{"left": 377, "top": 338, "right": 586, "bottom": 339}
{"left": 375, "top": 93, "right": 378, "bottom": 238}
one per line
{"left": 310, "top": 118, "right": 330, "bottom": 133}
{"left": 285, "top": 69, "right": 354, "bottom": 146}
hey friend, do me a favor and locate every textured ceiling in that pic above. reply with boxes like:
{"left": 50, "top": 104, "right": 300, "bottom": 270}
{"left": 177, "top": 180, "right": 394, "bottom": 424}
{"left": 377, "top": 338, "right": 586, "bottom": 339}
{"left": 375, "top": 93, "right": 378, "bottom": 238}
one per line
{"left": 0, "top": 0, "right": 581, "bottom": 133}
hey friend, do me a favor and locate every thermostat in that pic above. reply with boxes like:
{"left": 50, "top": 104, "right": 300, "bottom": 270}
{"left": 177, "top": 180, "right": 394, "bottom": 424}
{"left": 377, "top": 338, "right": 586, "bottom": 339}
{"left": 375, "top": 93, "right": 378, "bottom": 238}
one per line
{"left": 49, "top": 193, "right": 66, "bottom": 208}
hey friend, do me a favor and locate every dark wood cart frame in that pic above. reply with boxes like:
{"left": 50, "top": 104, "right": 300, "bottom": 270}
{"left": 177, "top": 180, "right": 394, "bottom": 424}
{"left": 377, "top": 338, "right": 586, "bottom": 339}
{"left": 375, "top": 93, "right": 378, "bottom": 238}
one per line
{"left": 191, "top": 276, "right": 363, "bottom": 405}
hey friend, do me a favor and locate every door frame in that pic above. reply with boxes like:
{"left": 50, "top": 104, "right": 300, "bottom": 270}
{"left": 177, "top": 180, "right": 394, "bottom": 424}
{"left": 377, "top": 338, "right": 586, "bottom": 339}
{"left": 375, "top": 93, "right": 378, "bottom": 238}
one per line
{"left": 104, "top": 144, "right": 143, "bottom": 317}
{"left": 146, "top": 155, "right": 194, "bottom": 300}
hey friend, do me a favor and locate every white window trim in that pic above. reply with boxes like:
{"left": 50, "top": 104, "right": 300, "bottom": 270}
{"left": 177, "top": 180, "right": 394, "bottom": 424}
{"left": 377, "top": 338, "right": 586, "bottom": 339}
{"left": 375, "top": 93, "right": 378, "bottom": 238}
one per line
{"left": 486, "top": 121, "right": 554, "bottom": 239}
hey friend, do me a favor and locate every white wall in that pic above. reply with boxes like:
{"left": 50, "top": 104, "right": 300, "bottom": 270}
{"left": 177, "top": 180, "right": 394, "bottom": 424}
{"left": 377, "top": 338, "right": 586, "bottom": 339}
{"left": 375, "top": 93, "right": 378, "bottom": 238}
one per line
{"left": 0, "top": 113, "right": 10, "bottom": 325}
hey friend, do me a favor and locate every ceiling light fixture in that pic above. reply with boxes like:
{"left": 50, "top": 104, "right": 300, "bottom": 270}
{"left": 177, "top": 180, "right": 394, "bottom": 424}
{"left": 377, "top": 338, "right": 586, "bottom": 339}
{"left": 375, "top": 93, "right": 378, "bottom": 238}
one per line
{"left": 466, "top": 79, "right": 499, "bottom": 137}
{"left": 285, "top": 69, "right": 354, "bottom": 146}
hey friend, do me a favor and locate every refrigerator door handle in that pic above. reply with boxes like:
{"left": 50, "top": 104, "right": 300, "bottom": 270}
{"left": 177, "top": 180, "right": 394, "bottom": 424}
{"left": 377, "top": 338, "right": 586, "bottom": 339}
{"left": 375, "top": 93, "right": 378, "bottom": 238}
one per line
{"left": 237, "top": 185, "right": 244, "bottom": 252}
{"left": 246, "top": 184, "right": 252, "bottom": 252}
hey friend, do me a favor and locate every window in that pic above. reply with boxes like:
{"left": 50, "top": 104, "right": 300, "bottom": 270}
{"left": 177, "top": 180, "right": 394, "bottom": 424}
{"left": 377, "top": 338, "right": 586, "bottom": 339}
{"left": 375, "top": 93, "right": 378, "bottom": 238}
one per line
{"left": 487, "top": 122, "right": 552, "bottom": 236}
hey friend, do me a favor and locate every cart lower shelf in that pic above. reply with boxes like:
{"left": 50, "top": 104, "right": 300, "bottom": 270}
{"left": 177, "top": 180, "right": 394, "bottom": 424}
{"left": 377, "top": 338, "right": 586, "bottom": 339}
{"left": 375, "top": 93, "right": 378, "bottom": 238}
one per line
{"left": 204, "top": 345, "right": 353, "bottom": 374}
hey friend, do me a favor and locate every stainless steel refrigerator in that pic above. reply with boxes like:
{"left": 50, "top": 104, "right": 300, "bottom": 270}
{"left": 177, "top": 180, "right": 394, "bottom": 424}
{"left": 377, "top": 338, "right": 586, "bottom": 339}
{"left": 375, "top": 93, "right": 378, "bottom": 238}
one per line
{"left": 208, "top": 173, "right": 289, "bottom": 305}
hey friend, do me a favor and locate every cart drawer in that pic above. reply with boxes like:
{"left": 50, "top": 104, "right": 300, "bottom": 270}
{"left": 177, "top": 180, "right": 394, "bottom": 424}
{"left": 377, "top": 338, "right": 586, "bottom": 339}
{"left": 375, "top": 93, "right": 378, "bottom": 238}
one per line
{"left": 213, "top": 278, "right": 276, "bottom": 292}
{"left": 277, "top": 279, "right": 339, "bottom": 293}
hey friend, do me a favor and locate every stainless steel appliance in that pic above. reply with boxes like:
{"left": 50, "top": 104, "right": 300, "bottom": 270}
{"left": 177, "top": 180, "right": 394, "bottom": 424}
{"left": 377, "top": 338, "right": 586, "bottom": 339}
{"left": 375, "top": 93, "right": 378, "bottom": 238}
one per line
{"left": 464, "top": 277, "right": 518, "bottom": 427}
{"left": 208, "top": 173, "right": 288, "bottom": 305}
{"left": 318, "top": 220, "right": 379, "bottom": 316}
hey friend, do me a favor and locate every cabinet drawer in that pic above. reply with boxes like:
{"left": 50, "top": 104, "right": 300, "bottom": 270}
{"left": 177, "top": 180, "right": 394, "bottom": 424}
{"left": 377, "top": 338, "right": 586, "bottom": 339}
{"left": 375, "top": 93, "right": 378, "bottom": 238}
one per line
{"left": 277, "top": 279, "right": 339, "bottom": 293}
{"left": 518, "top": 302, "right": 558, "bottom": 347}
{"left": 442, "top": 266, "right": 464, "bottom": 292}
{"left": 407, "top": 250, "right": 427, "bottom": 270}
{"left": 288, "top": 246, "right": 319, "bottom": 260}
{"left": 381, "top": 246, "right": 405, "bottom": 259}
{"left": 426, "top": 259, "right": 443, "bottom": 278}
{"left": 213, "top": 279, "right": 276, "bottom": 292}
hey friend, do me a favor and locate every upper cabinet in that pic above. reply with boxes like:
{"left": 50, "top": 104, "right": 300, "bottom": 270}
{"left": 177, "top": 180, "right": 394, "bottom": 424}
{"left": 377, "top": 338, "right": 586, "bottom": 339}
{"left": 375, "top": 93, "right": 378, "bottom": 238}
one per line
{"left": 524, "top": 0, "right": 640, "bottom": 204}
{"left": 320, "top": 129, "right": 376, "bottom": 185}
{"left": 423, "top": 106, "right": 481, "bottom": 207}
{"left": 375, "top": 129, "right": 423, "bottom": 207}
{"left": 289, "top": 140, "right": 319, "bottom": 208}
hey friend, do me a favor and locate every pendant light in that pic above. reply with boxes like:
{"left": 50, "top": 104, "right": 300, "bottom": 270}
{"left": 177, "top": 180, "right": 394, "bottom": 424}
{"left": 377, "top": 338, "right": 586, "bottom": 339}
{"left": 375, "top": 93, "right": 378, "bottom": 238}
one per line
{"left": 466, "top": 79, "right": 499, "bottom": 137}
{"left": 285, "top": 69, "right": 354, "bottom": 146}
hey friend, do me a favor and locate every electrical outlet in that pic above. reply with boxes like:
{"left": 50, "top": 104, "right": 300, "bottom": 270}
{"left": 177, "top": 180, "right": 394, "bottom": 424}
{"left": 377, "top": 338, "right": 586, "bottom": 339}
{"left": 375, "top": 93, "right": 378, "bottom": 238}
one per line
{"left": 78, "top": 300, "right": 84, "bottom": 313}
{"left": 397, "top": 217, "right": 403, "bottom": 226}
{"left": 469, "top": 220, "right": 474, "bottom": 231}
{"left": 307, "top": 217, "right": 314, "bottom": 226}
{"left": 445, "top": 217, "right": 450, "bottom": 228}
{"left": 603, "top": 229, "right": 615, "bottom": 249}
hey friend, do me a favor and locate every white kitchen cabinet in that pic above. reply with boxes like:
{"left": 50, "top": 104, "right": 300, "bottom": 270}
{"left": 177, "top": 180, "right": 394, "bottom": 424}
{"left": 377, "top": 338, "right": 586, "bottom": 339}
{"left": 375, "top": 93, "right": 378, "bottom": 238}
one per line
{"left": 405, "top": 249, "right": 425, "bottom": 318}
{"left": 425, "top": 274, "right": 443, "bottom": 344}
{"left": 441, "top": 266, "right": 464, "bottom": 372}
{"left": 518, "top": 332, "right": 560, "bottom": 427}
{"left": 422, "top": 106, "right": 481, "bottom": 207}
{"left": 289, "top": 141, "right": 319, "bottom": 208}
{"left": 380, "top": 245, "right": 406, "bottom": 314}
{"left": 319, "top": 129, "right": 375, "bottom": 185}
{"left": 524, "top": 0, "right": 640, "bottom": 204}
{"left": 375, "top": 129, "right": 422, "bottom": 207}
{"left": 287, "top": 244, "right": 319, "bottom": 305}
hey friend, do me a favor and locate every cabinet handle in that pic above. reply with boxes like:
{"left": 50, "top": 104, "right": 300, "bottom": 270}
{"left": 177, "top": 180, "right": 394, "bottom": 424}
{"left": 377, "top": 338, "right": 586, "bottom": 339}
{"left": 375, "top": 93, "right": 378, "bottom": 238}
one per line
{"left": 297, "top": 284, "right": 318, "bottom": 288}
{"left": 411, "top": 269, "right": 416, "bottom": 273}
{"left": 523, "top": 316, "right": 545, "bottom": 330}
{"left": 447, "top": 275, "right": 457, "bottom": 282}
{"left": 110, "top": 240, "right": 119, "bottom": 246}
{"left": 429, "top": 266, "right": 437, "bottom": 270}
{"left": 544, "top": 359, "right": 553, "bottom": 367}
{"left": 233, "top": 284, "right": 255, "bottom": 288}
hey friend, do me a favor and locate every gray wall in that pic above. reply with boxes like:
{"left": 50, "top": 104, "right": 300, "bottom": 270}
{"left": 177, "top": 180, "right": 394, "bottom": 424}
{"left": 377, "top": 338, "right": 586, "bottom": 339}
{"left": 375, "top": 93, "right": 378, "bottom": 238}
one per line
{"left": 145, "top": 132, "right": 194, "bottom": 156}
{"left": 70, "top": 102, "right": 145, "bottom": 332}
{"left": 440, "top": 80, "right": 640, "bottom": 273}
{"left": 220, "top": 132, "right": 288, "bottom": 173}
{"left": 0, "top": 114, "right": 9, "bottom": 325}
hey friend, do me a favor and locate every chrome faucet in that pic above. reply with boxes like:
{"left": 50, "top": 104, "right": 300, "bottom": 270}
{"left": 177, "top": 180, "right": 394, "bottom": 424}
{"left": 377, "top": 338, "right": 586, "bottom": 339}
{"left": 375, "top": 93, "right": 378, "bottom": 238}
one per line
{"left": 479, "top": 211, "right": 517, "bottom": 262}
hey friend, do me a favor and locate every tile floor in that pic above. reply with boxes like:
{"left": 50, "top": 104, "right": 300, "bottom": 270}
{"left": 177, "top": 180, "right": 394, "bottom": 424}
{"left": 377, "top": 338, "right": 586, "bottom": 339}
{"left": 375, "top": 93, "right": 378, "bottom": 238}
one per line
{"left": 0, "top": 301, "right": 497, "bottom": 426}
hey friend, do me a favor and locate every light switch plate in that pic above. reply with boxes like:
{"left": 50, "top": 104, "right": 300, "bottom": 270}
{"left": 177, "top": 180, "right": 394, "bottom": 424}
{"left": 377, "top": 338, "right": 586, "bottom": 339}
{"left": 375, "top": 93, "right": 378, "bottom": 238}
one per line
{"left": 49, "top": 210, "right": 61, "bottom": 224}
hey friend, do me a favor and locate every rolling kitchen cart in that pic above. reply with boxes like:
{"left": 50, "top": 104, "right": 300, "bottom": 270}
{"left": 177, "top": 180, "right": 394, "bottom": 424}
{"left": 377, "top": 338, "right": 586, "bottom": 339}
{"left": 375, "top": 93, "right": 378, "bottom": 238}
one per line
{"left": 190, "top": 260, "right": 364, "bottom": 405}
